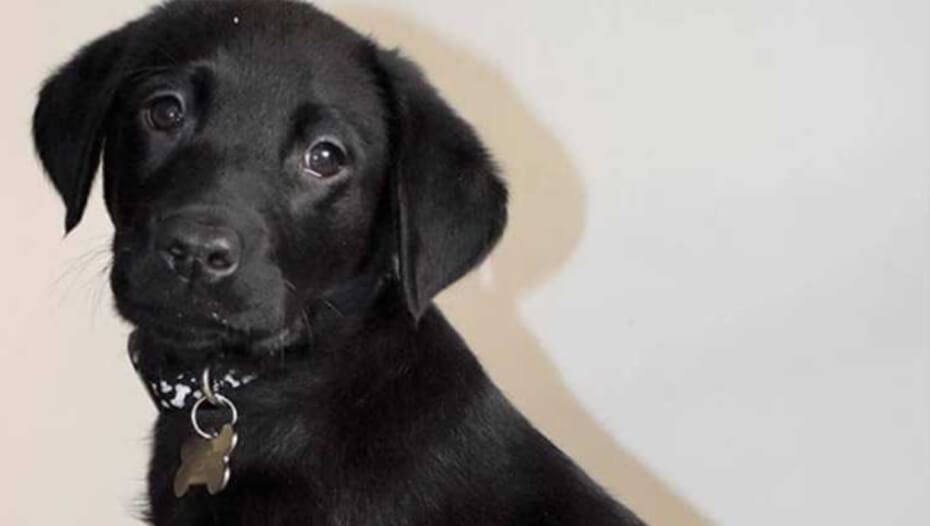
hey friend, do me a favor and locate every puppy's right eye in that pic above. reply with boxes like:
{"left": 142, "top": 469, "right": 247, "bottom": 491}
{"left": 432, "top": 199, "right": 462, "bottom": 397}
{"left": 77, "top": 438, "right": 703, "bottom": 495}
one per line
{"left": 301, "top": 139, "right": 349, "bottom": 179}
{"left": 144, "top": 95, "right": 185, "bottom": 131}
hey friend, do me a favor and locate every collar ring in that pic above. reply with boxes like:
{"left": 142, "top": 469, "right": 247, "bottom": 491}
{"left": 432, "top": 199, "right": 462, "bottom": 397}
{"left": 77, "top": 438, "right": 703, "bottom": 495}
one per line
{"left": 190, "top": 393, "right": 238, "bottom": 440}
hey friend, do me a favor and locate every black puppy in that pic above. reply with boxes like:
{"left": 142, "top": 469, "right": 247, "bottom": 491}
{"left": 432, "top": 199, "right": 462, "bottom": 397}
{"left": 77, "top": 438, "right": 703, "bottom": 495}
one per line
{"left": 34, "top": 1, "right": 646, "bottom": 524}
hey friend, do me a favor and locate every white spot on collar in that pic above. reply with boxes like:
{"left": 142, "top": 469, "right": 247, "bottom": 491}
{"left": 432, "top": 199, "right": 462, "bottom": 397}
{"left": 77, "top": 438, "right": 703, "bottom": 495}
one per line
{"left": 170, "top": 384, "right": 192, "bottom": 408}
{"left": 224, "top": 374, "right": 241, "bottom": 388}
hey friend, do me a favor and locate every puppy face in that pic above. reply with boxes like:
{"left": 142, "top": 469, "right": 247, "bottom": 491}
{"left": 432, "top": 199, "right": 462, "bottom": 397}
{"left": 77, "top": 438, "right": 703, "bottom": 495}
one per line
{"left": 104, "top": 6, "right": 389, "bottom": 348}
{"left": 34, "top": 0, "right": 508, "bottom": 351}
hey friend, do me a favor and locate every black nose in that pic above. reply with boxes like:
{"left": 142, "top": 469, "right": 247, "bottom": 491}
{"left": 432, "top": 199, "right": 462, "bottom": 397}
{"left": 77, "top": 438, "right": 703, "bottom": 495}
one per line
{"left": 155, "top": 217, "right": 242, "bottom": 283}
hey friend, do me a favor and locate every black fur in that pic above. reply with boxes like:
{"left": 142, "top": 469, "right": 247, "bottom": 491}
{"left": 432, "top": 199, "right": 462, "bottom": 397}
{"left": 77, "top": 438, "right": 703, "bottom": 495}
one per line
{"left": 33, "top": 1, "right": 646, "bottom": 524}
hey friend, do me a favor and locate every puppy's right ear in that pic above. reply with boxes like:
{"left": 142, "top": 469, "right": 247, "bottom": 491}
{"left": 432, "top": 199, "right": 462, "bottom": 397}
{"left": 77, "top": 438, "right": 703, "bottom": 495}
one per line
{"left": 33, "top": 27, "right": 129, "bottom": 233}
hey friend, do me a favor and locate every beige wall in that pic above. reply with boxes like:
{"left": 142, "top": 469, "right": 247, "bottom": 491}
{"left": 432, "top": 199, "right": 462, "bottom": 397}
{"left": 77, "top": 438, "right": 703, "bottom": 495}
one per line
{"left": 1, "top": 1, "right": 928, "bottom": 525}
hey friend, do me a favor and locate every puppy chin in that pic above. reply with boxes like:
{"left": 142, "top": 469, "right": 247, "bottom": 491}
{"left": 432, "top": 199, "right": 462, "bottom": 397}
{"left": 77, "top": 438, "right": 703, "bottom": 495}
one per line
{"left": 114, "top": 293, "right": 301, "bottom": 352}
{"left": 129, "top": 320, "right": 307, "bottom": 358}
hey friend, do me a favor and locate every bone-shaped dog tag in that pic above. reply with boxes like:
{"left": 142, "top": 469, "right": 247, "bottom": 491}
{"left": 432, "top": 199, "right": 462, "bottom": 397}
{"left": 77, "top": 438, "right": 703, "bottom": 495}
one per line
{"left": 174, "top": 424, "right": 238, "bottom": 497}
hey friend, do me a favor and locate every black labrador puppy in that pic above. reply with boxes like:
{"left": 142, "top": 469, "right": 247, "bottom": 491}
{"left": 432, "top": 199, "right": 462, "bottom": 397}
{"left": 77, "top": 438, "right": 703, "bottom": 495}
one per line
{"left": 33, "top": 1, "right": 646, "bottom": 524}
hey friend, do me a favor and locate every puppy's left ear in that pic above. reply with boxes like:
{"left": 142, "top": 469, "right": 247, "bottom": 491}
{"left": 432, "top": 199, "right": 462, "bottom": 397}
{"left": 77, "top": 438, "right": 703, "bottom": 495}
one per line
{"left": 375, "top": 49, "right": 508, "bottom": 318}
{"left": 33, "top": 26, "right": 129, "bottom": 233}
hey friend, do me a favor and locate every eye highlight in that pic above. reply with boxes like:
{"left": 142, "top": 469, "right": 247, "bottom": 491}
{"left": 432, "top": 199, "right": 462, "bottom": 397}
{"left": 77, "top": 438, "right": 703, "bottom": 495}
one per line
{"left": 144, "top": 94, "right": 186, "bottom": 131}
{"left": 301, "top": 139, "right": 348, "bottom": 179}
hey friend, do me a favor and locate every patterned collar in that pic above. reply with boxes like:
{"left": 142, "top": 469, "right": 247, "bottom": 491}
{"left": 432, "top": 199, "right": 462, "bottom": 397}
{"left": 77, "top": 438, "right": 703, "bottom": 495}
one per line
{"left": 128, "top": 331, "right": 263, "bottom": 412}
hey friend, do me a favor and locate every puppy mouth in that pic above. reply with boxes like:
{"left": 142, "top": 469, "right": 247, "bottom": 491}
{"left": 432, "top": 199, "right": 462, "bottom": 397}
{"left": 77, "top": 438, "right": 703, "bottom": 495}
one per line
{"left": 120, "top": 301, "right": 307, "bottom": 352}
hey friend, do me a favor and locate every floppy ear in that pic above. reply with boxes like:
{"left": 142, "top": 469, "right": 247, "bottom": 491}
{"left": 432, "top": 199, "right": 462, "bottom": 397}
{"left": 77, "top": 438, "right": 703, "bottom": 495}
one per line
{"left": 376, "top": 50, "right": 508, "bottom": 318}
{"left": 33, "top": 27, "right": 128, "bottom": 233}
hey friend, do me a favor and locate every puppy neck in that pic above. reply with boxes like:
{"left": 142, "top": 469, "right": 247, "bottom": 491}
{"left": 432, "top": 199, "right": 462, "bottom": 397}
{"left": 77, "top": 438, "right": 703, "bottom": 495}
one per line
{"left": 128, "top": 272, "right": 398, "bottom": 412}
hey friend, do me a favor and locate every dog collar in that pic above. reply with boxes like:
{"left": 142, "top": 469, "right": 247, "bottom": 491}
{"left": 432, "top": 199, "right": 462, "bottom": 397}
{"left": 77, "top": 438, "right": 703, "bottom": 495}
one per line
{"left": 128, "top": 331, "right": 260, "bottom": 412}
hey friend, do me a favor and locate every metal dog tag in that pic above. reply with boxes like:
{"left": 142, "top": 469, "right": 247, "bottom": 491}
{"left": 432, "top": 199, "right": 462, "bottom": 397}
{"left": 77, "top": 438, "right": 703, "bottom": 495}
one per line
{"left": 174, "top": 423, "right": 238, "bottom": 497}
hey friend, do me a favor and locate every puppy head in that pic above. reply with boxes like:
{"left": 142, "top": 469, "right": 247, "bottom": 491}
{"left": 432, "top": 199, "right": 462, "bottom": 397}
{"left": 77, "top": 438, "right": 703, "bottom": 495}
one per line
{"left": 33, "top": 0, "right": 506, "bottom": 350}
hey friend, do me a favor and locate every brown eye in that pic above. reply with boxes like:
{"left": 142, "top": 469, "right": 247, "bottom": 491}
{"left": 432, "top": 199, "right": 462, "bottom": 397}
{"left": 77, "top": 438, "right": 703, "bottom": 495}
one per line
{"left": 145, "top": 95, "right": 185, "bottom": 131}
{"left": 302, "top": 139, "right": 348, "bottom": 178}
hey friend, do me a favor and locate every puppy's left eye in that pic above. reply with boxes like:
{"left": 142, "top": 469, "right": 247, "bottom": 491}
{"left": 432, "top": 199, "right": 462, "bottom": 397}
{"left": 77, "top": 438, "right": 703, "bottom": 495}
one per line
{"left": 301, "top": 139, "right": 348, "bottom": 179}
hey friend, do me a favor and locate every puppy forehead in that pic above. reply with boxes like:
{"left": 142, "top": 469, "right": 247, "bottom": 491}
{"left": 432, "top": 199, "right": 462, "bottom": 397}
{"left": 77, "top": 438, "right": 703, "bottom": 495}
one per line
{"left": 206, "top": 43, "right": 383, "bottom": 120}
{"left": 135, "top": 0, "right": 385, "bottom": 127}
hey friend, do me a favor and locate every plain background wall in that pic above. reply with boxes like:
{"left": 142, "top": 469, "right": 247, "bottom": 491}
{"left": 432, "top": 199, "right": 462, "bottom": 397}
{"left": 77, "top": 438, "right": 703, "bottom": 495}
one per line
{"left": 1, "top": 1, "right": 927, "bottom": 525}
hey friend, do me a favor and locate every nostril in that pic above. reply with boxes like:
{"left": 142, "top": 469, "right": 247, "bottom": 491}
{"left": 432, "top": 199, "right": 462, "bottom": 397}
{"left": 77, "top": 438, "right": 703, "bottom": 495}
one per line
{"left": 167, "top": 242, "right": 189, "bottom": 261}
{"left": 201, "top": 236, "right": 241, "bottom": 279}
{"left": 206, "top": 251, "right": 233, "bottom": 271}
{"left": 158, "top": 240, "right": 195, "bottom": 280}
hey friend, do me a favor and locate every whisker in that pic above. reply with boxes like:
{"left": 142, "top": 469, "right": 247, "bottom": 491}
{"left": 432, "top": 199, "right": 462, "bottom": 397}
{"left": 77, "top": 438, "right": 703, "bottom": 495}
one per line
{"left": 321, "top": 299, "right": 344, "bottom": 318}
{"left": 53, "top": 243, "right": 112, "bottom": 307}
{"left": 301, "top": 308, "right": 313, "bottom": 349}
{"left": 54, "top": 246, "right": 109, "bottom": 286}
{"left": 90, "top": 261, "right": 113, "bottom": 329}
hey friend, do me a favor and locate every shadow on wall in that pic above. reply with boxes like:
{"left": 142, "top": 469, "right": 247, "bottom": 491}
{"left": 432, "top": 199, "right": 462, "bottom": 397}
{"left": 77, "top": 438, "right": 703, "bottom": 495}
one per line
{"left": 332, "top": 6, "right": 715, "bottom": 526}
